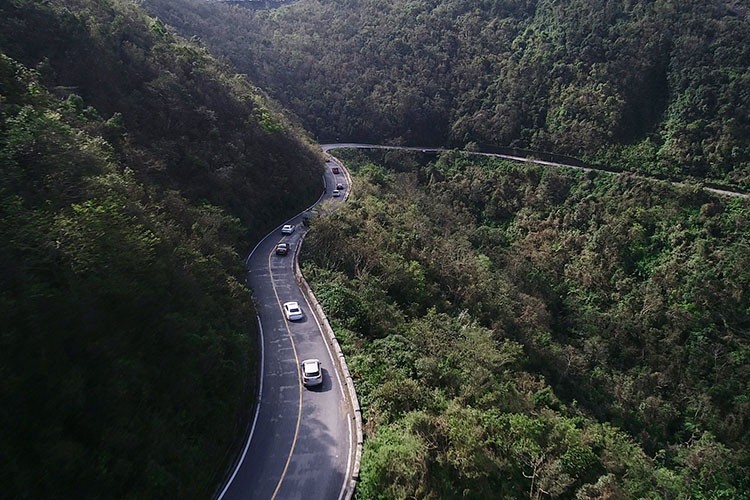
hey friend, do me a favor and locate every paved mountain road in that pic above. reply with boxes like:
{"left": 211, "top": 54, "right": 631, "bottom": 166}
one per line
{"left": 322, "top": 143, "right": 749, "bottom": 199}
{"left": 217, "top": 160, "right": 354, "bottom": 500}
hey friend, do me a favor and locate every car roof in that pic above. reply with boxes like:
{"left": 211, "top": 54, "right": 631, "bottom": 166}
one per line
{"left": 302, "top": 359, "right": 320, "bottom": 371}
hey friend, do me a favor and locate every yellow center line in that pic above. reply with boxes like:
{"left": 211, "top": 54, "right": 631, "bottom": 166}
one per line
{"left": 267, "top": 245, "right": 303, "bottom": 500}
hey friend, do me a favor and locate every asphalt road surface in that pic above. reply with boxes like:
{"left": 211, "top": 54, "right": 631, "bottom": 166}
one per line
{"left": 217, "top": 160, "right": 354, "bottom": 500}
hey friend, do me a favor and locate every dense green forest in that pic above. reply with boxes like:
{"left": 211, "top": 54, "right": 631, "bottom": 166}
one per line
{"left": 302, "top": 149, "right": 750, "bottom": 498}
{"left": 144, "top": 0, "right": 750, "bottom": 189}
{"left": 3, "top": 0, "right": 748, "bottom": 497}
{"left": 0, "top": 0, "right": 322, "bottom": 497}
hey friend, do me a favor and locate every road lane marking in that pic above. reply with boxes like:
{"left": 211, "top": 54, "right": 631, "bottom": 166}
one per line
{"left": 295, "top": 192, "right": 357, "bottom": 500}
{"left": 220, "top": 163, "right": 353, "bottom": 499}
{"left": 268, "top": 247, "right": 304, "bottom": 500}
{"left": 301, "top": 290, "right": 346, "bottom": 399}
{"left": 218, "top": 169, "right": 339, "bottom": 499}
{"left": 217, "top": 316, "right": 265, "bottom": 500}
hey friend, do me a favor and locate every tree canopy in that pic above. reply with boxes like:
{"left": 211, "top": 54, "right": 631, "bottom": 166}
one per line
{"left": 0, "top": 0, "right": 323, "bottom": 497}
{"left": 145, "top": 0, "right": 750, "bottom": 189}
{"left": 302, "top": 149, "right": 750, "bottom": 498}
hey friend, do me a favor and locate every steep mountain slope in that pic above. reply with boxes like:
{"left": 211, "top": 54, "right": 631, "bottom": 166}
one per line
{"left": 1, "top": 0, "right": 323, "bottom": 240}
{"left": 302, "top": 149, "right": 750, "bottom": 498}
{"left": 0, "top": 0, "right": 322, "bottom": 498}
{"left": 146, "top": 0, "right": 750, "bottom": 188}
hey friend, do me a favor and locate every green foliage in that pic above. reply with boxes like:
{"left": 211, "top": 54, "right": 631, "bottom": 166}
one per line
{"left": 0, "top": 53, "right": 257, "bottom": 499}
{"left": 146, "top": 0, "right": 750, "bottom": 188}
{"left": 0, "top": 0, "right": 323, "bottom": 242}
{"left": 0, "top": 1, "right": 324, "bottom": 496}
{"left": 303, "top": 150, "right": 750, "bottom": 498}
{"left": 358, "top": 415, "right": 429, "bottom": 499}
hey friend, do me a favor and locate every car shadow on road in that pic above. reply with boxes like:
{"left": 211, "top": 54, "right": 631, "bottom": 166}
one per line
{"left": 304, "top": 369, "right": 333, "bottom": 393}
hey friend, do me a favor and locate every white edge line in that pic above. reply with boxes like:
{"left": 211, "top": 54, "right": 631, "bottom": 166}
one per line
{"left": 301, "top": 289, "right": 346, "bottom": 397}
{"left": 218, "top": 167, "right": 327, "bottom": 498}
{"left": 298, "top": 238, "right": 354, "bottom": 500}
{"left": 338, "top": 418, "right": 353, "bottom": 500}
{"left": 295, "top": 157, "right": 357, "bottom": 498}
{"left": 291, "top": 171, "right": 348, "bottom": 399}
{"left": 217, "top": 316, "right": 265, "bottom": 500}
{"left": 245, "top": 178, "right": 327, "bottom": 267}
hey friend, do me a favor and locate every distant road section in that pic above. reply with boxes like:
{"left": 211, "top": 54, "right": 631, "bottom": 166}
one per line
{"left": 321, "top": 143, "right": 748, "bottom": 199}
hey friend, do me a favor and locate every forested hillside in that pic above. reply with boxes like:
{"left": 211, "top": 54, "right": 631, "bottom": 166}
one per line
{"left": 302, "top": 150, "right": 750, "bottom": 498}
{"left": 0, "top": 0, "right": 322, "bottom": 497}
{"left": 145, "top": 0, "right": 750, "bottom": 189}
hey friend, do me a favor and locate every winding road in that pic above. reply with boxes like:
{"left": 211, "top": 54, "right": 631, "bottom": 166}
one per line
{"left": 217, "top": 157, "right": 356, "bottom": 500}
{"left": 215, "top": 141, "right": 746, "bottom": 500}
{"left": 322, "top": 143, "right": 749, "bottom": 199}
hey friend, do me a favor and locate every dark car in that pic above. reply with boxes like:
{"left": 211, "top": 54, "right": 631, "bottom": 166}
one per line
{"left": 275, "top": 242, "right": 289, "bottom": 255}
{"left": 331, "top": 166, "right": 340, "bottom": 174}
{"left": 336, "top": 183, "right": 344, "bottom": 190}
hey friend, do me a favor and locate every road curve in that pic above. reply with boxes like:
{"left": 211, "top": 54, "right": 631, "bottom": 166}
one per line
{"left": 215, "top": 141, "right": 743, "bottom": 499}
{"left": 321, "top": 143, "right": 749, "bottom": 199}
{"left": 216, "top": 161, "right": 355, "bottom": 500}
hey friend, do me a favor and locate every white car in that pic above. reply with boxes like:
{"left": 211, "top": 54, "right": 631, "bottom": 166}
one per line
{"left": 301, "top": 359, "right": 323, "bottom": 387}
{"left": 332, "top": 189, "right": 341, "bottom": 197}
{"left": 283, "top": 301, "right": 303, "bottom": 321}
{"left": 281, "top": 224, "right": 295, "bottom": 235}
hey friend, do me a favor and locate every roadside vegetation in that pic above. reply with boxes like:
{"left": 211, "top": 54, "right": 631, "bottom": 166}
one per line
{"left": 3, "top": 0, "right": 748, "bottom": 497}
{"left": 302, "top": 149, "right": 750, "bottom": 498}
{"left": 0, "top": 1, "right": 322, "bottom": 497}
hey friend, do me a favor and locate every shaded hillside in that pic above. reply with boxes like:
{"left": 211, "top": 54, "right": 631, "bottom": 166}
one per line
{"left": 0, "top": 0, "right": 323, "bottom": 497}
{"left": 145, "top": 0, "right": 750, "bottom": 188}
{"left": 302, "top": 149, "right": 750, "bottom": 498}
{"left": 0, "top": 0, "right": 323, "bottom": 241}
